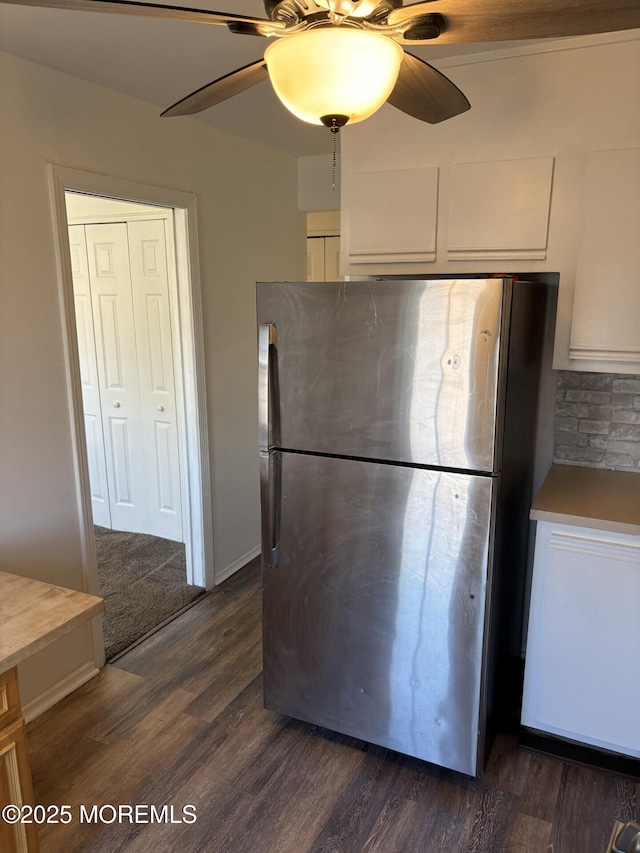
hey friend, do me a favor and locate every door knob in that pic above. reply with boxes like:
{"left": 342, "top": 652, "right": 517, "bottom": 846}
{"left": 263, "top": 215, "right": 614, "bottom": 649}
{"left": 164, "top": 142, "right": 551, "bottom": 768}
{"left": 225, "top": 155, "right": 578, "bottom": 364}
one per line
{"left": 157, "top": 405, "right": 165, "bottom": 412}
{"left": 113, "top": 401, "right": 121, "bottom": 408}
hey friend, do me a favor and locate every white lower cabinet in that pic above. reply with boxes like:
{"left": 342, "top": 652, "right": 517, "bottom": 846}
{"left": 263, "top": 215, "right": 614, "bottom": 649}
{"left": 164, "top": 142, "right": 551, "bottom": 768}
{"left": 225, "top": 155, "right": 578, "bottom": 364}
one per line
{"left": 521, "top": 521, "right": 640, "bottom": 758}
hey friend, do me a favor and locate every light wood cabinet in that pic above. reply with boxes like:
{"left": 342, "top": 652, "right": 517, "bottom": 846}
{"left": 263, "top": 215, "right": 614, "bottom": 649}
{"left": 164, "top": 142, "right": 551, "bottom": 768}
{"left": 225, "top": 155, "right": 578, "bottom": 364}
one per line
{"left": 0, "top": 668, "right": 39, "bottom": 853}
{"left": 522, "top": 521, "right": 640, "bottom": 758}
{"left": 0, "top": 571, "right": 104, "bottom": 853}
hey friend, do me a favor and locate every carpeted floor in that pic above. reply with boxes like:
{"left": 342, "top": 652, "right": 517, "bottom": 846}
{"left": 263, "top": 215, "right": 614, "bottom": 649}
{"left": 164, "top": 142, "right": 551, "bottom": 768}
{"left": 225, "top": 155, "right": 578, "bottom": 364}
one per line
{"left": 94, "top": 526, "right": 205, "bottom": 660}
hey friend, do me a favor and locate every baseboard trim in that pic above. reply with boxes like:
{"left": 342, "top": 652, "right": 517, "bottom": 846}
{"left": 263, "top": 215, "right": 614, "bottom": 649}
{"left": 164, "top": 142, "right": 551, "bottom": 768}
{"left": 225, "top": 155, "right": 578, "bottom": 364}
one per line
{"left": 215, "top": 545, "right": 261, "bottom": 585}
{"left": 23, "top": 661, "right": 100, "bottom": 723}
{"left": 520, "top": 729, "right": 640, "bottom": 780}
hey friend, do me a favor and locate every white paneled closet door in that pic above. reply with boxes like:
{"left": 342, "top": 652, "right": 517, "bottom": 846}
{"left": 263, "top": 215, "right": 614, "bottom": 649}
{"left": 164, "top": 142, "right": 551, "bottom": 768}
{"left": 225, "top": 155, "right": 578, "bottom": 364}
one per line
{"left": 71, "top": 220, "right": 183, "bottom": 542}
{"left": 86, "top": 221, "right": 148, "bottom": 536}
{"left": 128, "top": 219, "right": 182, "bottom": 541}
{"left": 69, "top": 225, "right": 111, "bottom": 528}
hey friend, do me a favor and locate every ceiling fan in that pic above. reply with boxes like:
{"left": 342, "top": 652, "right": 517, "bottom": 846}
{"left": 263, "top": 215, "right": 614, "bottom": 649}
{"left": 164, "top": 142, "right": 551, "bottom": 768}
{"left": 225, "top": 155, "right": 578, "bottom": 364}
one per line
{"left": 4, "top": 0, "right": 640, "bottom": 131}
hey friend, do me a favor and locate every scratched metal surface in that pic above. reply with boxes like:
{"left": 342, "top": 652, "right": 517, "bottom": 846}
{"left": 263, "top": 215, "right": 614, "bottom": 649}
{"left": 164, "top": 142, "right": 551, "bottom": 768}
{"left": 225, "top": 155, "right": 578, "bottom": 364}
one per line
{"left": 262, "top": 452, "right": 494, "bottom": 777}
{"left": 256, "top": 279, "right": 505, "bottom": 472}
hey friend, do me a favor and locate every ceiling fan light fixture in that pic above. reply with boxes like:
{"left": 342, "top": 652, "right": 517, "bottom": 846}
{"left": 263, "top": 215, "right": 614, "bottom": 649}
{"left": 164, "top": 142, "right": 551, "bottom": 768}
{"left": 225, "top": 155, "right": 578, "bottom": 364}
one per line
{"left": 264, "top": 28, "right": 403, "bottom": 126}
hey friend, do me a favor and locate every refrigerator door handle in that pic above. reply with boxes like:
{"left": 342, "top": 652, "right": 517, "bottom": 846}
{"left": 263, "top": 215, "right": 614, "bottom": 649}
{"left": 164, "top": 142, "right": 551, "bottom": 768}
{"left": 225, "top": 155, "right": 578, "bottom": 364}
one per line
{"left": 260, "top": 450, "right": 281, "bottom": 569}
{"left": 258, "top": 323, "right": 277, "bottom": 452}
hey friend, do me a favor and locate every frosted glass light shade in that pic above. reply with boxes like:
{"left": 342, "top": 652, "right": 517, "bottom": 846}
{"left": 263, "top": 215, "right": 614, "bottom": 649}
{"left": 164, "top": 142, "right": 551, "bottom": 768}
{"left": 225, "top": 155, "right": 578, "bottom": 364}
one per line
{"left": 264, "top": 29, "right": 404, "bottom": 126}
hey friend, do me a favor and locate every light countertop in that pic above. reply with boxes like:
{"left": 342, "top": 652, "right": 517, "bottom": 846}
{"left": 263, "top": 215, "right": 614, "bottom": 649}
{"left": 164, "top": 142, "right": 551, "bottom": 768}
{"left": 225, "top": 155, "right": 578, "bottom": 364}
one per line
{"left": 0, "top": 571, "right": 104, "bottom": 674}
{"left": 530, "top": 463, "right": 640, "bottom": 536}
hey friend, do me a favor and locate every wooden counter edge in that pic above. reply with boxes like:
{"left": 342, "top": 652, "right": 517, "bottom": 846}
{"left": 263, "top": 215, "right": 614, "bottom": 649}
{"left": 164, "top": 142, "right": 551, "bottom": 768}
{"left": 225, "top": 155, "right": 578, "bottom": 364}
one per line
{"left": 0, "top": 572, "right": 104, "bottom": 672}
{"left": 0, "top": 592, "right": 104, "bottom": 676}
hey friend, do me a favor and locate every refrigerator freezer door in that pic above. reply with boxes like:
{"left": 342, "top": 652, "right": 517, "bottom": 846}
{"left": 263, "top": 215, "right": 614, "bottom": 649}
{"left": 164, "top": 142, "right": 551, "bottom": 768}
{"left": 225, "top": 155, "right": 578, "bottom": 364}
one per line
{"left": 262, "top": 451, "right": 495, "bottom": 777}
{"left": 256, "top": 279, "right": 506, "bottom": 472}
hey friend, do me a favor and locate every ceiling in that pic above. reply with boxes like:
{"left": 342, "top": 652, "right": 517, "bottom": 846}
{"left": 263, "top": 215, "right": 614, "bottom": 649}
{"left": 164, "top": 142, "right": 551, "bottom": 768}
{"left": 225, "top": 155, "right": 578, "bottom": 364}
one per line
{"left": 0, "top": 0, "right": 559, "bottom": 156}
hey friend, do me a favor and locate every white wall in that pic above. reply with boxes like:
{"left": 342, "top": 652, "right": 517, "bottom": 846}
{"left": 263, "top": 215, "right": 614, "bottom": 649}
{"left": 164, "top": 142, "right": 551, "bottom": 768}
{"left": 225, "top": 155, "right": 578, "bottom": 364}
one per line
{"left": 339, "top": 32, "right": 640, "bottom": 373}
{"left": 298, "top": 154, "right": 341, "bottom": 211}
{"left": 0, "top": 51, "right": 305, "bottom": 709}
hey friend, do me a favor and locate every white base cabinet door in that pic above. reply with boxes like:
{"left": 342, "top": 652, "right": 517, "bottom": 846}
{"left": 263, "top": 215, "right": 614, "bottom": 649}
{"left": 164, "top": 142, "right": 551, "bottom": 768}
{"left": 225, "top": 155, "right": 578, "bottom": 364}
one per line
{"left": 522, "top": 521, "right": 640, "bottom": 758}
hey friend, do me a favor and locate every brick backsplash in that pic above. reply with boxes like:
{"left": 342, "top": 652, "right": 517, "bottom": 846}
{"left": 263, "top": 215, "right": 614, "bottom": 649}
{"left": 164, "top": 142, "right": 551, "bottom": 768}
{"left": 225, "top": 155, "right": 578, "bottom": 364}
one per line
{"left": 554, "top": 372, "right": 640, "bottom": 471}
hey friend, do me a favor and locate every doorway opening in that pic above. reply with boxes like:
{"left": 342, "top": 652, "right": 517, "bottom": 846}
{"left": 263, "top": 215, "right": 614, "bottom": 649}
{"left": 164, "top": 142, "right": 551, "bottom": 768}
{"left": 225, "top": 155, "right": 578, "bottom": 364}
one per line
{"left": 50, "top": 167, "right": 214, "bottom": 665}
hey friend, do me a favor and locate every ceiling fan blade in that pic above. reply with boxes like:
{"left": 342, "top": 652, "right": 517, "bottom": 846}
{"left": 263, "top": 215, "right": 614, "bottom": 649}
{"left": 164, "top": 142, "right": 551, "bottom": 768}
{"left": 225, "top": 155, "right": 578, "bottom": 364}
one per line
{"left": 162, "top": 60, "right": 269, "bottom": 117}
{"left": 227, "top": 21, "right": 271, "bottom": 37}
{"left": 388, "top": 0, "right": 640, "bottom": 42}
{"left": 1, "top": 0, "right": 285, "bottom": 31}
{"left": 387, "top": 52, "right": 470, "bottom": 123}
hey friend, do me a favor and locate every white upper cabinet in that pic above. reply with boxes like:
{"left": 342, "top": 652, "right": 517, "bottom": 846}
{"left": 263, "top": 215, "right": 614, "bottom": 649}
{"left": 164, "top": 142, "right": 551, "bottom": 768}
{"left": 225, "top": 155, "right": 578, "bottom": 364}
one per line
{"left": 569, "top": 148, "right": 640, "bottom": 366}
{"left": 447, "top": 158, "right": 554, "bottom": 261}
{"left": 346, "top": 167, "right": 438, "bottom": 265}
{"left": 338, "top": 33, "right": 640, "bottom": 373}
{"left": 343, "top": 159, "right": 554, "bottom": 268}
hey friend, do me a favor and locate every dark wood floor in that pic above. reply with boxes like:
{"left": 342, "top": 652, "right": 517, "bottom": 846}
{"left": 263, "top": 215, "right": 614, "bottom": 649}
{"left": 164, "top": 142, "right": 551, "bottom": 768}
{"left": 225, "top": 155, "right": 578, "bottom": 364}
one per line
{"left": 28, "top": 559, "right": 638, "bottom": 853}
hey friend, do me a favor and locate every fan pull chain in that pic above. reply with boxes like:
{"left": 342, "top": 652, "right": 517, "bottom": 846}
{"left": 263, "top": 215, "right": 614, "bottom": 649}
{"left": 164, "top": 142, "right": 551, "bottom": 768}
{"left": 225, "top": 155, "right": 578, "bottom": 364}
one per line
{"left": 321, "top": 115, "right": 347, "bottom": 191}
{"left": 331, "top": 122, "right": 337, "bottom": 191}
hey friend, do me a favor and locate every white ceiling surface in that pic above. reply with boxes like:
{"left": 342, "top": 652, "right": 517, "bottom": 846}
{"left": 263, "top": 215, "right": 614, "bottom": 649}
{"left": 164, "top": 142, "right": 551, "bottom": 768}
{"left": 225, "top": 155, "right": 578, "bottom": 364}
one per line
{"left": 0, "top": 0, "right": 560, "bottom": 155}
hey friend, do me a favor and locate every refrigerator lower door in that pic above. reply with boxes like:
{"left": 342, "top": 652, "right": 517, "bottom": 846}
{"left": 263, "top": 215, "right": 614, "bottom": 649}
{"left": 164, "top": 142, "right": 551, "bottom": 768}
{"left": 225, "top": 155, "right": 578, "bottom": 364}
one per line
{"left": 262, "top": 452, "right": 495, "bottom": 777}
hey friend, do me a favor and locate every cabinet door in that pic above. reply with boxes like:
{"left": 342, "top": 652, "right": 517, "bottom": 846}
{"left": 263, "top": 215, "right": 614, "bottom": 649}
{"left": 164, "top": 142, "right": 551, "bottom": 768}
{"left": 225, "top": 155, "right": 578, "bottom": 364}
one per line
{"left": 0, "top": 717, "right": 40, "bottom": 852}
{"left": 346, "top": 168, "right": 438, "bottom": 264}
{"left": 522, "top": 522, "right": 640, "bottom": 757}
{"left": 447, "top": 157, "right": 554, "bottom": 261}
{"left": 569, "top": 148, "right": 640, "bottom": 365}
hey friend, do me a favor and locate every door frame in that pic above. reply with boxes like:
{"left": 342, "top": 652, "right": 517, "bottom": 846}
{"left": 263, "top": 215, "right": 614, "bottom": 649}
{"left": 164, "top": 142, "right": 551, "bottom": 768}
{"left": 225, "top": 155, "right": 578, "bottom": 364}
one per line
{"left": 49, "top": 166, "right": 214, "bottom": 624}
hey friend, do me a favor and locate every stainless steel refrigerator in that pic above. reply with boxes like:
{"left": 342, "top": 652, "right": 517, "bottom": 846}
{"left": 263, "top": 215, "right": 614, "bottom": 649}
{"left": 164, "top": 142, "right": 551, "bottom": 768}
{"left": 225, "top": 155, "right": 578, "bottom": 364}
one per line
{"left": 257, "top": 277, "right": 547, "bottom": 777}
